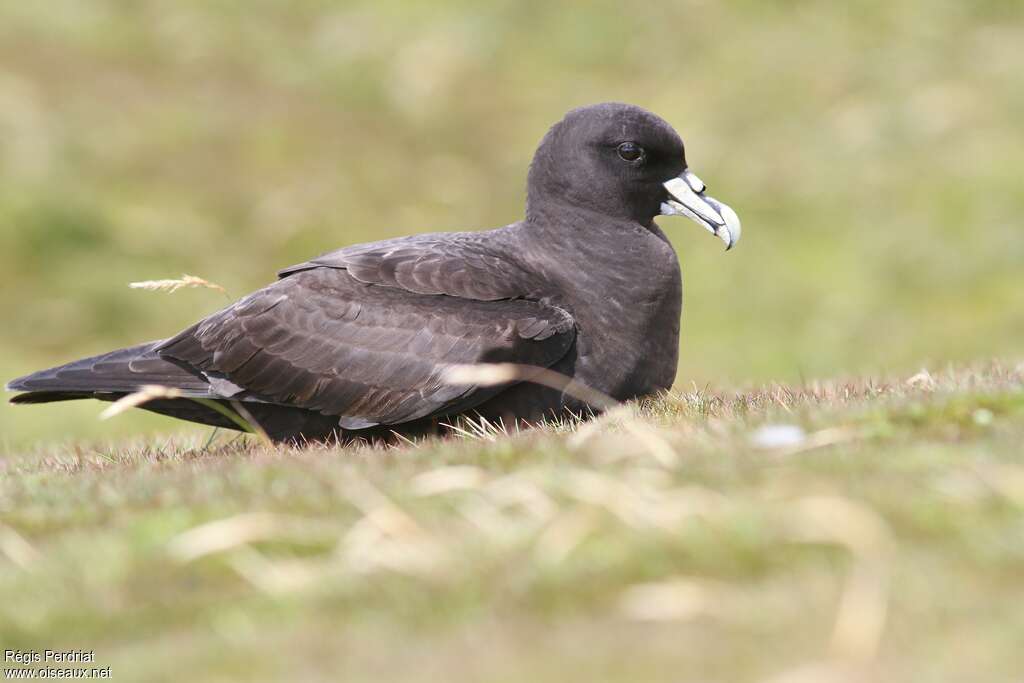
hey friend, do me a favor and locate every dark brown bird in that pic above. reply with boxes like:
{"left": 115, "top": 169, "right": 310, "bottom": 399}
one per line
{"left": 6, "top": 103, "right": 741, "bottom": 443}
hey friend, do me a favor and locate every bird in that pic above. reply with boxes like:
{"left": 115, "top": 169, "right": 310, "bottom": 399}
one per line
{"left": 6, "top": 102, "right": 741, "bottom": 444}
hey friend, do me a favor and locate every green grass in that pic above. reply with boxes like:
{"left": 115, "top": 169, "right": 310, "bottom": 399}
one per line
{"left": 2, "top": 363, "right": 1022, "bottom": 682}
{"left": 1, "top": 3, "right": 1022, "bottom": 679}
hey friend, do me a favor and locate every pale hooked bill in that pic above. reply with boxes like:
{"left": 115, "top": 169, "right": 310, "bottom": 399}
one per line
{"left": 660, "top": 171, "right": 742, "bottom": 250}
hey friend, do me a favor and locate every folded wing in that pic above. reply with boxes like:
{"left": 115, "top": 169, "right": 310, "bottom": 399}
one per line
{"left": 158, "top": 266, "right": 574, "bottom": 428}
{"left": 278, "top": 229, "right": 542, "bottom": 300}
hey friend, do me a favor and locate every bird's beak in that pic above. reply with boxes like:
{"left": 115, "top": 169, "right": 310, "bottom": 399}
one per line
{"left": 660, "top": 170, "right": 742, "bottom": 250}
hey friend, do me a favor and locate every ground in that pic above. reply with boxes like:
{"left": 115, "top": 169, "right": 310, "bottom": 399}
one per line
{"left": 2, "top": 362, "right": 1022, "bottom": 682}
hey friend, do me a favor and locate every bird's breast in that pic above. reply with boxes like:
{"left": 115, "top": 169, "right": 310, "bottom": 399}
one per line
{"left": 544, "top": 227, "right": 683, "bottom": 401}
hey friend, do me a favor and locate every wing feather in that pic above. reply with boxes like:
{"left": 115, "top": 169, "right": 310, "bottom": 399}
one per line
{"left": 158, "top": 267, "right": 573, "bottom": 427}
{"left": 277, "top": 229, "right": 543, "bottom": 301}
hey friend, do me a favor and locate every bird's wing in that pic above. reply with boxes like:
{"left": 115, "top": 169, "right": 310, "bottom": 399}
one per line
{"left": 157, "top": 266, "right": 574, "bottom": 428}
{"left": 277, "top": 230, "right": 539, "bottom": 301}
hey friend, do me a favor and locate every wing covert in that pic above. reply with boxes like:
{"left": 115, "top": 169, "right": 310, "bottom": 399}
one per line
{"left": 157, "top": 267, "right": 574, "bottom": 428}
{"left": 277, "top": 229, "right": 541, "bottom": 301}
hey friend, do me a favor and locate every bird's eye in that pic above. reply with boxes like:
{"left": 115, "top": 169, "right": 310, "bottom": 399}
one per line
{"left": 616, "top": 142, "right": 644, "bottom": 163}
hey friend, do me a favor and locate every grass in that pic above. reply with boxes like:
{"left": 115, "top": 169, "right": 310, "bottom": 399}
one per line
{"left": 2, "top": 362, "right": 1022, "bottom": 682}
{"left": 1, "top": 2, "right": 1022, "bottom": 679}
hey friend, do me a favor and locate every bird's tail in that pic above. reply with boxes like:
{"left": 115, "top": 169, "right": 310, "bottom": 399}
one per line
{"left": 6, "top": 344, "right": 348, "bottom": 441}
{"left": 6, "top": 342, "right": 213, "bottom": 404}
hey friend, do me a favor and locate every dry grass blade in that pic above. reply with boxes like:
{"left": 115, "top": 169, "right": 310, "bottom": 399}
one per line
{"left": 389, "top": 430, "right": 419, "bottom": 447}
{"left": 442, "top": 363, "right": 619, "bottom": 411}
{"left": 226, "top": 547, "right": 325, "bottom": 595}
{"left": 533, "top": 507, "right": 598, "bottom": 566}
{"left": 563, "top": 467, "right": 727, "bottom": 531}
{"left": 439, "top": 415, "right": 509, "bottom": 442}
{"left": 447, "top": 362, "right": 680, "bottom": 467}
{"left": 98, "top": 387, "right": 274, "bottom": 449}
{"left": 782, "top": 496, "right": 892, "bottom": 664}
{"left": 337, "top": 477, "right": 425, "bottom": 538}
{"left": 168, "top": 512, "right": 283, "bottom": 562}
{"left": 128, "top": 274, "right": 226, "bottom": 294}
{"left": 975, "top": 463, "right": 1024, "bottom": 504}
{"left": 759, "top": 662, "right": 867, "bottom": 683}
{"left": 99, "top": 385, "right": 183, "bottom": 420}
{"left": 0, "top": 524, "right": 42, "bottom": 569}
{"left": 569, "top": 405, "right": 679, "bottom": 467}
{"left": 619, "top": 578, "right": 720, "bottom": 622}
{"left": 411, "top": 466, "right": 488, "bottom": 496}
{"left": 167, "top": 512, "right": 330, "bottom": 562}
{"left": 335, "top": 476, "right": 451, "bottom": 575}
{"left": 228, "top": 399, "right": 274, "bottom": 448}
{"left": 341, "top": 520, "right": 448, "bottom": 577}
{"left": 444, "top": 363, "right": 682, "bottom": 464}
{"left": 339, "top": 488, "right": 447, "bottom": 576}
{"left": 484, "top": 471, "right": 558, "bottom": 522}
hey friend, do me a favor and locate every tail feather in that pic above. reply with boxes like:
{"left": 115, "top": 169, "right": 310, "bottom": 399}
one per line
{"left": 9, "top": 391, "right": 96, "bottom": 405}
{"left": 6, "top": 342, "right": 213, "bottom": 397}
{"left": 6, "top": 342, "right": 349, "bottom": 442}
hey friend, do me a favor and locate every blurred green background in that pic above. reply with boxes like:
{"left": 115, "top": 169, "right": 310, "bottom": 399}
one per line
{"left": 1, "top": 0, "right": 1022, "bottom": 445}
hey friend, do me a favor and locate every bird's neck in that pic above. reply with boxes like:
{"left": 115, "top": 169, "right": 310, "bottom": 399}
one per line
{"left": 524, "top": 200, "right": 656, "bottom": 237}
{"left": 513, "top": 208, "right": 680, "bottom": 306}
{"left": 525, "top": 193, "right": 659, "bottom": 228}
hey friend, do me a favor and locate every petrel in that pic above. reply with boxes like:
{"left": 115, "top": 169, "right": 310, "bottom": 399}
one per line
{"left": 7, "top": 103, "right": 741, "bottom": 443}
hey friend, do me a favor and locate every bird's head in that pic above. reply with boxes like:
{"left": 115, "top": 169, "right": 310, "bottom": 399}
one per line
{"left": 527, "top": 102, "right": 741, "bottom": 249}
